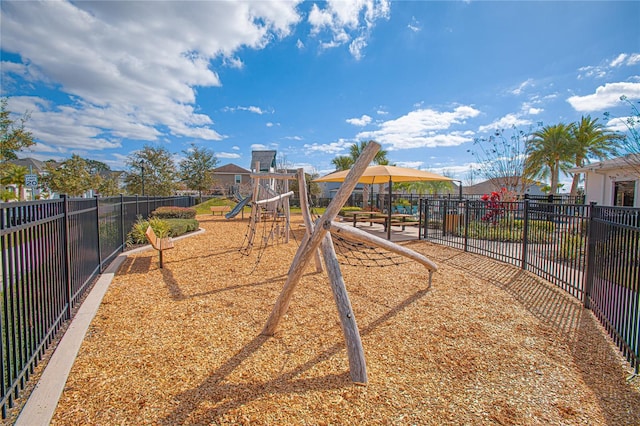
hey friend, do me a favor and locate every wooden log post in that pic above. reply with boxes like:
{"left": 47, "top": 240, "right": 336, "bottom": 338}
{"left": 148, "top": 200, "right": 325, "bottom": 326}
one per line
{"left": 262, "top": 142, "right": 381, "bottom": 336}
{"left": 297, "top": 168, "right": 323, "bottom": 273}
{"left": 320, "top": 232, "right": 368, "bottom": 384}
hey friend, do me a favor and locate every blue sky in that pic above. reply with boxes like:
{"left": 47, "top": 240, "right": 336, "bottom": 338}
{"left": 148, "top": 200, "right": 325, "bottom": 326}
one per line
{"left": 1, "top": 1, "right": 639, "bottom": 188}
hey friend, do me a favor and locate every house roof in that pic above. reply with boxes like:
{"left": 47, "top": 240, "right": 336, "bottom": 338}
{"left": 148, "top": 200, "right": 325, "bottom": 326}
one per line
{"left": 462, "top": 176, "right": 542, "bottom": 195}
{"left": 569, "top": 154, "right": 640, "bottom": 173}
{"left": 213, "top": 163, "right": 251, "bottom": 174}
{"left": 250, "top": 150, "right": 277, "bottom": 172}
{"left": 8, "top": 157, "right": 49, "bottom": 173}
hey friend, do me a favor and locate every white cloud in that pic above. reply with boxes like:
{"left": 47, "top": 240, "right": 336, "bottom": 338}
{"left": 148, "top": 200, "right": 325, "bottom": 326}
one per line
{"left": 578, "top": 52, "right": 640, "bottom": 79}
{"left": 349, "top": 36, "right": 368, "bottom": 60}
{"left": 605, "top": 116, "right": 638, "bottom": 133}
{"left": 223, "top": 57, "right": 244, "bottom": 69}
{"left": 511, "top": 79, "right": 533, "bottom": 96}
{"left": 407, "top": 17, "right": 421, "bottom": 33}
{"left": 225, "top": 105, "right": 268, "bottom": 114}
{"left": 307, "top": 0, "right": 390, "bottom": 59}
{"left": 610, "top": 53, "right": 628, "bottom": 67}
{"left": 303, "top": 139, "right": 351, "bottom": 154}
{"left": 567, "top": 82, "right": 640, "bottom": 112}
{"left": 395, "top": 161, "right": 424, "bottom": 168}
{"left": 0, "top": 1, "right": 300, "bottom": 151}
{"left": 528, "top": 107, "right": 543, "bottom": 115}
{"left": 478, "top": 113, "right": 532, "bottom": 133}
{"left": 356, "top": 105, "right": 480, "bottom": 150}
{"left": 346, "top": 114, "right": 372, "bottom": 126}
{"left": 628, "top": 53, "right": 640, "bottom": 65}
{"left": 217, "top": 152, "right": 242, "bottom": 159}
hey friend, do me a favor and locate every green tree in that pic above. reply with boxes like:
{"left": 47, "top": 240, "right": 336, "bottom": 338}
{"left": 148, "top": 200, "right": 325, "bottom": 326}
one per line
{"left": 289, "top": 172, "right": 322, "bottom": 206}
{"left": 42, "top": 155, "right": 94, "bottom": 197}
{"left": 1, "top": 97, "right": 36, "bottom": 169}
{"left": 568, "top": 115, "right": 620, "bottom": 196}
{"left": 179, "top": 143, "right": 218, "bottom": 199}
{"left": 0, "top": 163, "right": 28, "bottom": 200}
{"left": 524, "top": 123, "right": 575, "bottom": 195}
{"left": 96, "top": 173, "right": 122, "bottom": 196}
{"left": 125, "top": 145, "right": 177, "bottom": 196}
{"left": 330, "top": 155, "right": 353, "bottom": 171}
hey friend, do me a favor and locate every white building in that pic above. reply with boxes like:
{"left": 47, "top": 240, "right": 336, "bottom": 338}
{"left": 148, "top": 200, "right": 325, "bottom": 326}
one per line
{"left": 569, "top": 154, "right": 639, "bottom": 207}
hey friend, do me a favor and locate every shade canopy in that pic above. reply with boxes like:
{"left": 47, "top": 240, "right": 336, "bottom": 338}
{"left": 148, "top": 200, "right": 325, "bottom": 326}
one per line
{"left": 314, "top": 165, "right": 453, "bottom": 184}
{"left": 315, "top": 165, "right": 453, "bottom": 240}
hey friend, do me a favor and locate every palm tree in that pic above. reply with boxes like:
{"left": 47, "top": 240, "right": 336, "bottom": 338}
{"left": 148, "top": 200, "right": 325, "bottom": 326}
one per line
{"left": 330, "top": 140, "right": 388, "bottom": 208}
{"left": 568, "top": 116, "right": 620, "bottom": 196}
{"left": 330, "top": 155, "right": 353, "bottom": 171}
{"left": 524, "top": 123, "right": 574, "bottom": 195}
{"left": 0, "top": 163, "right": 28, "bottom": 200}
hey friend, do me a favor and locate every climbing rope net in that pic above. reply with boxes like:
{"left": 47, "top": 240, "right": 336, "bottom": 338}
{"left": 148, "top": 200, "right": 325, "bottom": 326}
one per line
{"left": 308, "top": 208, "right": 411, "bottom": 268}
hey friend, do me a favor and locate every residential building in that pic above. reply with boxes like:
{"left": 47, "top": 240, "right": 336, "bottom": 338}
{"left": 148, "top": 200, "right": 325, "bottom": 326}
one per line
{"left": 569, "top": 154, "right": 639, "bottom": 207}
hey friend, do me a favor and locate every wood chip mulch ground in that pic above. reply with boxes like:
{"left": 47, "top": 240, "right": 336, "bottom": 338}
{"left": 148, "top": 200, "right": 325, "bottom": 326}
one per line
{"left": 49, "top": 214, "right": 639, "bottom": 425}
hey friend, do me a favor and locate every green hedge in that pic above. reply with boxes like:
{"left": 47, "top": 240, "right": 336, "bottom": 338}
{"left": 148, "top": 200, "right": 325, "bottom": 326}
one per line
{"left": 151, "top": 206, "right": 197, "bottom": 219}
{"left": 127, "top": 215, "right": 199, "bottom": 246}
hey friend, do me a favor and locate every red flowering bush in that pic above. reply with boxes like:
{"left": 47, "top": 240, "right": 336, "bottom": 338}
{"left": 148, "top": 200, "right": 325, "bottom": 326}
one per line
{"left": 481, "top": 187, "right": 507, "bottom": 225}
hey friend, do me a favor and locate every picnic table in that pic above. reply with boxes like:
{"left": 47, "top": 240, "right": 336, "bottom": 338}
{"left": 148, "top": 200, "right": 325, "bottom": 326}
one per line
{"left": 342, "top": 211, "right": 419, "bottom": 231}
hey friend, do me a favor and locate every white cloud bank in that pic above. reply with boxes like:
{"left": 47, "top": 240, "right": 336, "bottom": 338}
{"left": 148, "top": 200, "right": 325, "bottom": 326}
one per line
{"left": 356, "top": 106, "right": 480, "bottom": 150}
{"left": 567, "top": 82, "right": 640, "bottom": 112}
{"left": 1, "top": 1, "right": 301, "bottom": 153}
{"left": 308, "top": 0, "right": 390, "bottom": 60}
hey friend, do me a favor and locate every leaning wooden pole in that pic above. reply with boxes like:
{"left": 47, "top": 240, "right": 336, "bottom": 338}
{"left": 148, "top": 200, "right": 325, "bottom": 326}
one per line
{"left": 297, "top": 168, "right": 323, "bottom": 273}
{"left": 262, "top": 142, "right": 381, "bottom": 336}
{"left": 319, "top": 232, "right": 368, "bottom": 384}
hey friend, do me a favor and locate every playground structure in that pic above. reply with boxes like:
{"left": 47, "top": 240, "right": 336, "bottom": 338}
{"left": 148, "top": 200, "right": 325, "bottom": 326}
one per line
{"left": 238, "top": 163, "right": 297, "bottom": 257}
{"left": 261, "top": 142, "right": 439, "bottom": 384}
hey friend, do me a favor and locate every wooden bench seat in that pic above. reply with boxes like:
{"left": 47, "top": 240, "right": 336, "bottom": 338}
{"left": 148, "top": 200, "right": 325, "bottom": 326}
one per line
{"left": 145, "top": 226, "right": 174, "bottom": 268}
{"left": 210, "top": 205, "right": 231, "bottom": 215}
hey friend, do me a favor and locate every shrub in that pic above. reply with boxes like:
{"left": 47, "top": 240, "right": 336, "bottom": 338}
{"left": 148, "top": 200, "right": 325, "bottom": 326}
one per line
{"left": 558, "top": 234, "right": 585, "bottom": 261}
{"left": 166, "top": 219, "right": 199, "bottom": 236}
{"left": 128, "top": 215, "right": 172, "bottom": 246}
{"left": 339, "top": 206, "right": 362, "bottom": 216}
{"left": 127, "top": 216, "right": 199, "bottom": 246}
{"left": 151, "top": 206, "right": 196, "bottom": 219}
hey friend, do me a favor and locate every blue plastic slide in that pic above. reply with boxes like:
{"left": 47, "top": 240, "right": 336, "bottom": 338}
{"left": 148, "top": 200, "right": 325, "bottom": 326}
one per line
{"left": 225, "top": 196, "right": 250, "bottom": 219}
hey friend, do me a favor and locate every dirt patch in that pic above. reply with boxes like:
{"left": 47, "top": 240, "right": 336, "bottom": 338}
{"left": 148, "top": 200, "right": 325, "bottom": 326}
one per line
{"left": 50, "top": 214, "right": 639, "bottom": 425}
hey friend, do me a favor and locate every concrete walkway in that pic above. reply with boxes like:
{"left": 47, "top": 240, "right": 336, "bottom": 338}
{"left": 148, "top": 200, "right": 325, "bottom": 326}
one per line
{"left": 15, "top": 229, "right": 205, "bottom": 426}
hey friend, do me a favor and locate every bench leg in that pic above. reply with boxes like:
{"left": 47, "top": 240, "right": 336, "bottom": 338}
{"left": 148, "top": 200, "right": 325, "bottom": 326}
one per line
{"left": 159, "top": 250, "right": 164, "bottom": 268}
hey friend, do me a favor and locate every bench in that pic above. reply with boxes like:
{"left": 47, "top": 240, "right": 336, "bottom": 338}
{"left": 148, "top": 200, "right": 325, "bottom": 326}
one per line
{"left": 210, "top": 205, "right": 231, "bottom": 215}
{"left": 145, "top": 226, "right": 174, "bottom": 268}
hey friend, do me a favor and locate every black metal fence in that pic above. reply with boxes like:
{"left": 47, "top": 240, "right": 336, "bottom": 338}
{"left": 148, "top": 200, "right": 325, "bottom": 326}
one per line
{"left": 419, "top": 198, "right": 639, "bottom": 373}
{"left": 0, "top": 195, "right": 193, "bottom": 418}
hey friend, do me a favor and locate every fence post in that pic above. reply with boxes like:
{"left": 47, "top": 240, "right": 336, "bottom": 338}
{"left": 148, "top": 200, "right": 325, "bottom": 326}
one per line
{"left": 62, "top": 194, "right": 72, "bottom": 319}
{"left": 463, "top": 199, "right": 469, "bottom": 252}
{"left": 120, "top": 194, "right": 125, "bottom": 252}
{"left": 583, "top": 202, "right": 598, "bottom": 309}
{"left": 418, "top": 198, "right": 423, "bottom": 240}
{"left": 95, "top": 196, "right": 102, "bottom": 273}
{"left": 521, "top": 199, "right": 530, "bottom": 270}
{"left": 135, "top": 195, "right": 139, "bottom": 217}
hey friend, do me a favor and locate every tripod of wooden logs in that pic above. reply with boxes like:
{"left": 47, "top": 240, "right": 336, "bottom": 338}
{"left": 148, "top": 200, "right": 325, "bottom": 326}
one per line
{"left": 261, "top": 142, "right": 438, "bottom": 384}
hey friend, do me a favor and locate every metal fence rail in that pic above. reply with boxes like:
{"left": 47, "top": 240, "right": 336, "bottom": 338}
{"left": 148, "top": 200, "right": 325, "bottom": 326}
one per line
{"left": 420, "top": 199, "right": 639, "bottom": 373}
{"left": 0, "top": 195, "right": 193, "bottom": 418}
{"left": 586, "top": 206, "right": 639, "bottom": 372}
